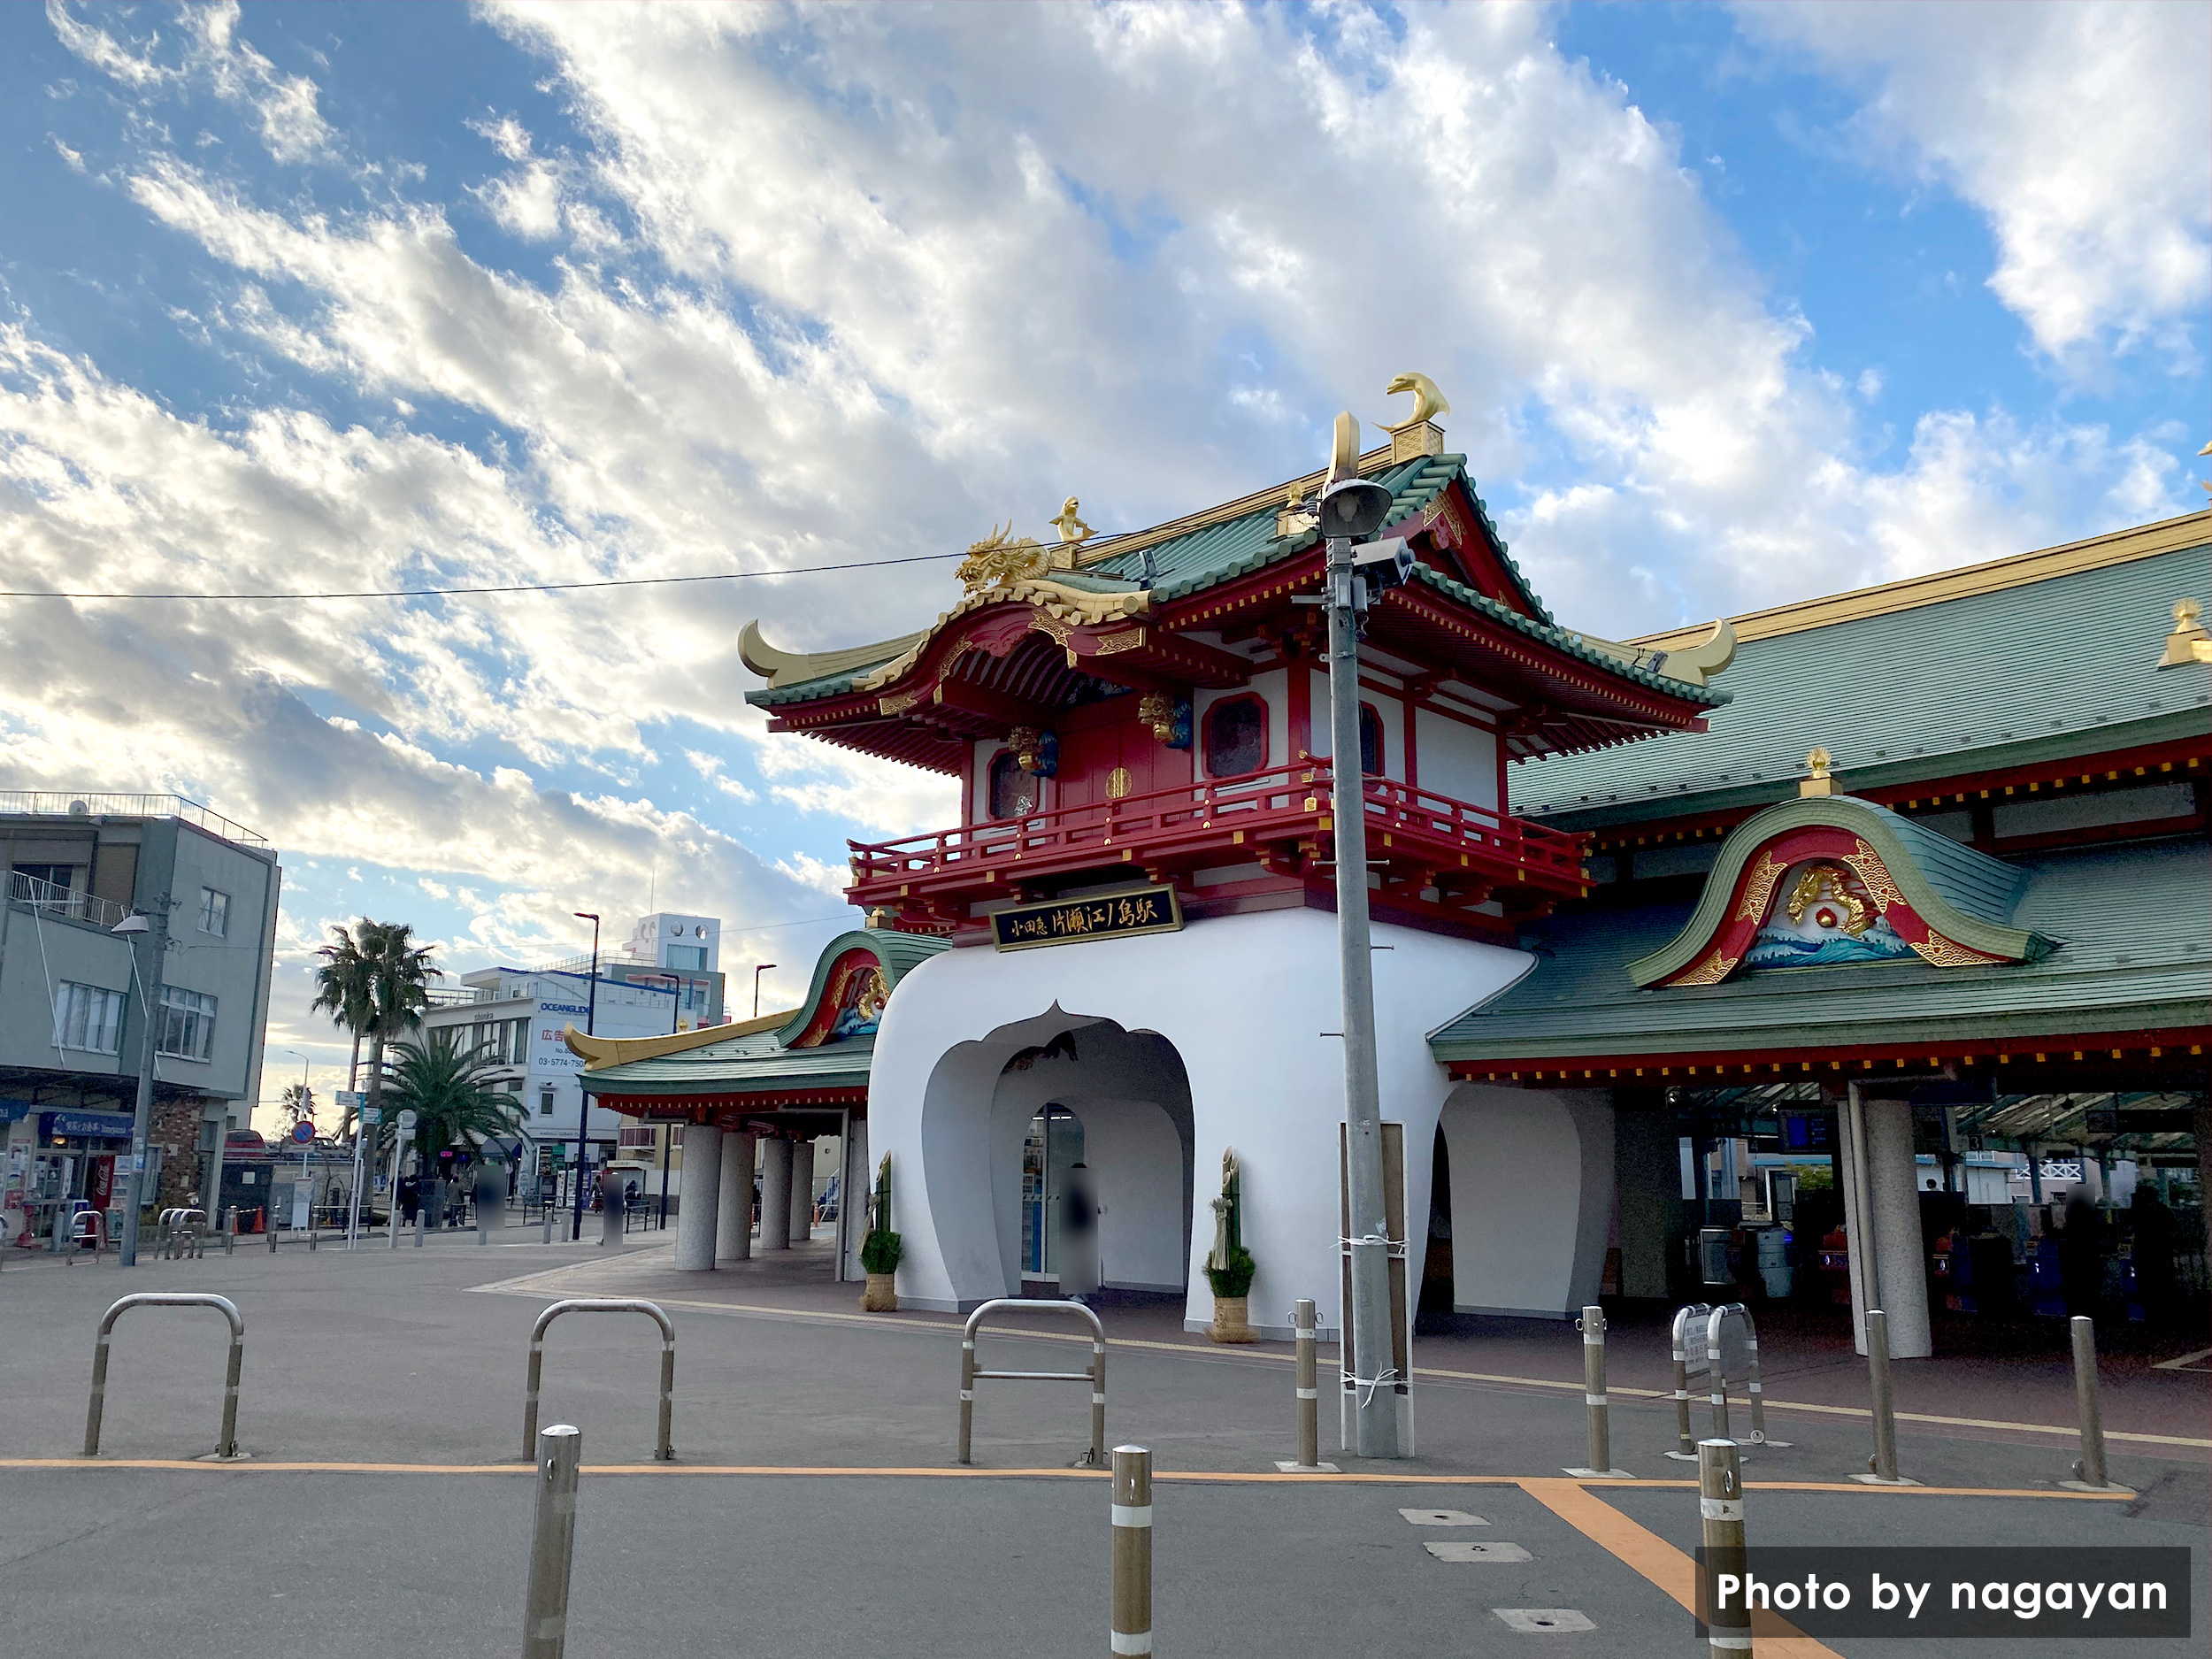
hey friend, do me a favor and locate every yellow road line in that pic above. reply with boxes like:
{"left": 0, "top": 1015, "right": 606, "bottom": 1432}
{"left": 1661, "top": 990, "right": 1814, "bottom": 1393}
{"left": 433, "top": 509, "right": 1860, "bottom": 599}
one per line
{"left": 1519, "top": 1477, "right": 1845, "bottom": 1659}
{"left": 0, "top": 1457, "right": 2129, "bottom": 1497}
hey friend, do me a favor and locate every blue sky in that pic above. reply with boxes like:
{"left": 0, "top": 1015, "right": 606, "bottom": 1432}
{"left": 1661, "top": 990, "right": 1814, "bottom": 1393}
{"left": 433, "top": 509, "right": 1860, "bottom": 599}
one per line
{"left": 1, "top": 2, "right": 2204, "bottom": 1128}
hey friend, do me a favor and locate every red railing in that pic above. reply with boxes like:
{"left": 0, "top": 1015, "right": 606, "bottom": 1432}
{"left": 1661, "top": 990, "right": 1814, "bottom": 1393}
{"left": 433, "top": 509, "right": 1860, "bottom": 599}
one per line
{"left": 847, "top": 762, "right": 1586, "bottom": 896}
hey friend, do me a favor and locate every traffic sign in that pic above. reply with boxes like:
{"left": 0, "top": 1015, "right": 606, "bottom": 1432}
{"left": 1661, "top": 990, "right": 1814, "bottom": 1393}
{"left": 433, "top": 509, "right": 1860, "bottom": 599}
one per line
{"left": 334, "top": 1089, "right": 366, "bottom": 1110}
{"left": 358, "top": 1106, "right": 381, "bottom": 1125}
{"left": 291, "top": 1119, "right": 315, "bottom": 1144}
{"left": 396, "top": 1110, "right": 419, "bottom": 1133}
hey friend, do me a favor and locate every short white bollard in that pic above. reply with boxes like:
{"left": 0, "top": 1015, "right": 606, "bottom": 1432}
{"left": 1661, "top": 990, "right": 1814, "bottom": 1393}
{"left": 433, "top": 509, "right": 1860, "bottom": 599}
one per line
{"left": 1111, "top": 1444, "right": 1152, "bottom": 1657}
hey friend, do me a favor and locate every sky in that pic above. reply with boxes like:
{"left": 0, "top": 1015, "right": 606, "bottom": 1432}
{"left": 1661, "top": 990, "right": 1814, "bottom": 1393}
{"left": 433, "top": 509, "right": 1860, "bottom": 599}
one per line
{"left": 1, "top": 1, "right": 2205, "bottom": 1131}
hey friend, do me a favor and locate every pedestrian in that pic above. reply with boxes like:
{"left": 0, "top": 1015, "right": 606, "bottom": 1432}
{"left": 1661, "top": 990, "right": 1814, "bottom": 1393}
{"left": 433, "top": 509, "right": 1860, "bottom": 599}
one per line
{"left": 398, "top": 1173, "right": 420, "bottom": 1225}
{"left": 2058, "top": 1193, "right": 2103, "bottom": 1319}
{"left": 2129, "top": 1187, "right": 2176, "bottom": 1327}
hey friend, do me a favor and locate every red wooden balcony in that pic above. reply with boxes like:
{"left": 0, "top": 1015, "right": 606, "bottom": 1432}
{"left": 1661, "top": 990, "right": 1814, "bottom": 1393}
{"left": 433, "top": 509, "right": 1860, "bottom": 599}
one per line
{"left": 848, "top": 762, "right": 1589, "bottom": 934}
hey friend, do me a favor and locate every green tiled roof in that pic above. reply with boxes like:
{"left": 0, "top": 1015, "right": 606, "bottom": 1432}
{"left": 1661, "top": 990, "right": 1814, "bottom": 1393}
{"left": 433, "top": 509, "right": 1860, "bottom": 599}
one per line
{"left": 582, "top": 928, "right": 945, "bottom": 1097}
{"left": 1427, "top": 840, "right": 2209, "bottom": 1064}
{"left": 746, "top": 452, "right": 1726, "bottom": 711}
{"left": 1513, "top": 539, "right": 2212, "bottom": 827}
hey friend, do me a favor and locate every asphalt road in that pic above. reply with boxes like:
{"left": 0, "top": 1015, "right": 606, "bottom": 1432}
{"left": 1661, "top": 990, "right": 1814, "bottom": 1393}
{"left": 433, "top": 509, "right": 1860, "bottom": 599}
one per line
{"left": 2, "top": 1237, "right": 2203, "bottom": 1655}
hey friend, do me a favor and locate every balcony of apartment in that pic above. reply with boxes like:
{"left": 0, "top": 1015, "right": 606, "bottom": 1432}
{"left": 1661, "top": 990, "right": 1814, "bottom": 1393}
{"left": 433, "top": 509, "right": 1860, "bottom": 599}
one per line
{"left": 848, "top": 761, "right": 1589, "bottom": 934}
{"left": 6, "top": 869, "right": 128, "bottom": 931}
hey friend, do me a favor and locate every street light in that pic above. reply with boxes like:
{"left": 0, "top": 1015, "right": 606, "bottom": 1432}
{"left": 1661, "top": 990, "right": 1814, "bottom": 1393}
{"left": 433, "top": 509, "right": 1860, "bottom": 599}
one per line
{"left": 1320, "top": 457, "right": 1403, "bottom": 1459}
{"left": 111, "top": 908, "right": 161, "bottom": 1268}
{"left": 570, "top": 912, "right": 600, "bottom": 1242}
{"left": 753, "top": 963, "right": 778, "bottom": 1019}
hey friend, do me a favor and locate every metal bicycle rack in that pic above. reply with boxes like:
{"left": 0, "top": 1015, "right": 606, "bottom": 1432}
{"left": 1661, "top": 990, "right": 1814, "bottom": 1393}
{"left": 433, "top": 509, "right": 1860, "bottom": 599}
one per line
{"left": 159, "top": 1208, "right": 211, "bottom": 1260}
{"left": 1667, "top": 1301, "right": 1784, "bottom": 1457}
{"left": 83, "top": 1293, "right": 245, "bottom": 1459}
{"left": 521, "top": 1298, "right": 676, "bottom": 1462}
{"left": 956, "top": 1297, "right": 1107, "bottom": 1468}
{"left": 65, "top": 1210, "right": 108, "bottom": 1263}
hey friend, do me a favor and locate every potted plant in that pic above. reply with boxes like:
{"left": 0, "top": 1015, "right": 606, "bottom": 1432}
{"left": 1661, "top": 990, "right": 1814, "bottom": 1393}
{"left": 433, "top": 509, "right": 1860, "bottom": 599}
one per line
{"left": 1205, "top": 1148, "right": 1257, "bottom": 1343}
{"left": 859, "top": 1152, "right": 902, "bottom": 1311}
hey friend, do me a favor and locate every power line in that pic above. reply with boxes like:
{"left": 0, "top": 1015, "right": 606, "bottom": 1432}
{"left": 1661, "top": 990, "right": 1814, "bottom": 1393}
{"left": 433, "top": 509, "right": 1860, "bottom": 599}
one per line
{"left": 0, "top": 549, "right": 967, "bottom": 603}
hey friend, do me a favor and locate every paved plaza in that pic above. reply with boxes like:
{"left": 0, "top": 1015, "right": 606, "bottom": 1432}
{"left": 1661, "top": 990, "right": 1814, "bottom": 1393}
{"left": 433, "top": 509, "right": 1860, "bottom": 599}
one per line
{"left": 2, "top": 1233, "right": 2205, "bottom": 1655}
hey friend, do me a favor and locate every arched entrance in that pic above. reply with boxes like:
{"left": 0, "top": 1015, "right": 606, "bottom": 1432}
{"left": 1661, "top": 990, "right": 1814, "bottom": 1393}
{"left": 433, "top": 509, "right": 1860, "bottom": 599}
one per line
{"left": 918, "top": 1008, "right": 1196, "bottom": 1304}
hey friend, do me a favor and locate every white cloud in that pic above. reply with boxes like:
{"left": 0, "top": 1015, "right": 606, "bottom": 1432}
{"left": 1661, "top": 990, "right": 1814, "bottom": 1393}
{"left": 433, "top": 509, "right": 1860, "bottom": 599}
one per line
{"left": 1737, "top": 0, "right": 2212, "bottom": 366}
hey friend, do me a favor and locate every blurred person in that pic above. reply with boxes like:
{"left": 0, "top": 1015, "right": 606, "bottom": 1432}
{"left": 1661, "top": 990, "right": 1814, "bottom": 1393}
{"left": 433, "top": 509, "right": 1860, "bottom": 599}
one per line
{"left": 2130, "top": 1187, "right": 2176, "bottom": 1326}
{"left": 2059, "top": 1193, "right": 2104, "bottom": 1318}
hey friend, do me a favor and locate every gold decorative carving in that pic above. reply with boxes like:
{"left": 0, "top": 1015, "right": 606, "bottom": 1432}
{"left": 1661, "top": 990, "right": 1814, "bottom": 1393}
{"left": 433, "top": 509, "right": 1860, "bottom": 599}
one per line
{"left": 1138, "top": 692, "right": 1179, "bottom": 741}
{"left": 1091, "top": 628, "right": 1148, "bottom": 656}
{"left": 2159, "top": 595, "right": 2212, "bottom": 666}
{"left": 1029, "top": 612, "right": 1076, "bottom": 646}
{"left": 1384, "top": 373, "right": 1449, "bottom": 465}
{"left": 1909, "top": 931, "right": 2004, "bottom": 968}
{"left": 1007, "top": 726, "right": 1047, "bottom": 772}
{"left": 1386, "top": 372, "right": 1450, "bottom": 426}
{"left": 1329, "top": 411, "right": 1361, "bottom": 484}
{"left": 1276, "top": 478, "right": 1317, "bottom": 540}
{"left": 878, "top": 688, "right": 923, "bottom": 717}
{"left": 1785, "top": 864, "right": 1870, "bottom": 936}
{"left": 1107, "top": 767, "right": 1133, "bottom": 800}
{"left": 1049, "top": 497, "right": 1093, "bottom": 547}
{"left": 1672, "top": 950, "right": 1740, "bottom": 987}
{"left": 957, "top": 522, "right": 1053, "bottom": 593}
{"left": 1840, "top": 840, "right": 1905, "bottom": 913}
{"left": 1799, "top": 745, "right": 1840, "bottom": 797}
{"left": 1734, "top": 849, "right": 1788, "bottom": 922}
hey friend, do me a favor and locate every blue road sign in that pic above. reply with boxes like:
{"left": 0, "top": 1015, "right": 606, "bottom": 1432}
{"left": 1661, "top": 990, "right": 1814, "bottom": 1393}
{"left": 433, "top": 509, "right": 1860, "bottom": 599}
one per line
{"left": 291, "top": 1119, "right": 316, "bottom": 1144}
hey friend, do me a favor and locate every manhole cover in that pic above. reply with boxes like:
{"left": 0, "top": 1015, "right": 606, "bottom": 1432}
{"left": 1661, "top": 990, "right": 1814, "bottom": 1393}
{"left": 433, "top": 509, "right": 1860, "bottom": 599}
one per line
{"left": 1398, "top": 1508, "right": 1487, "bottom": 1526}
{"left": 1425, "top": 1541, "right": 1532, "bottom": 1563}
{"left": 1493, "top": 1609, "right": 1595, "bottom": 1633}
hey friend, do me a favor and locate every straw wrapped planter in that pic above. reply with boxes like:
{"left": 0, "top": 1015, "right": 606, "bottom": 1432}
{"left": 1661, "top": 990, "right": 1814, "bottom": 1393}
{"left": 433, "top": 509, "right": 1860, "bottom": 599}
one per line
{"left": 1209, "top": 1294, "right": 1256, "bottom": 1344}
{"left": 861, "top": 1271, "right": 899, "bottom": 1313}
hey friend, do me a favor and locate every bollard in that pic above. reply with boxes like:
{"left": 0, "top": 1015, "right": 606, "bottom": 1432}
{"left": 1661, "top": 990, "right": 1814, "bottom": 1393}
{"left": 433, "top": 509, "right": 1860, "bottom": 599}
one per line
{"left": 542, "top": 1202, "right": 553, "bottom": 1245}
{"left": 520, "top": 1424, "right": 582, "bottom": 1659}
{"left": 1697, "top": 1438, "right": 1750, "bottom": 1655}
{"left": 2062, "top": 1317, "right": 2129, "bottom": 1492}
{"left": 1668, "top": 1302, "right": 1710, "bottom": 1460}
{"left": 415, "top": 1210, "right": 424, "bottom": 1248}
{"left": 1851, "top": 1307, "right": 1913, "bottom": 1484}
{"left": 522, "top": 1299, "right": 676, "bottom": 1462}
{"left": 84, "top": 1292, "right": 243, "bottom": 1459}
{"left": 1740, "top": 1312, "right": 1783, "bottom": 1447}
{"left": 269, "top": 1212, "right": 279, "bottom": 1252}
{"left": 1565, "top": 1304, "right": 1631, "bottom": 1478}
{"left": 1110, "top": 1445, "right": 1153, "bottom": 1659}
{"left": 1274, "top": 1298, "right": 1338, "bottom": 1472}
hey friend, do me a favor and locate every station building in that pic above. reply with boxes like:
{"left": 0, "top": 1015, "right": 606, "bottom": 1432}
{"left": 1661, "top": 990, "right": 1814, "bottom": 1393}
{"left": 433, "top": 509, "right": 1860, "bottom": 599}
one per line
{"left": 572, "top": 394, "right": 2209, "bottom": 1355}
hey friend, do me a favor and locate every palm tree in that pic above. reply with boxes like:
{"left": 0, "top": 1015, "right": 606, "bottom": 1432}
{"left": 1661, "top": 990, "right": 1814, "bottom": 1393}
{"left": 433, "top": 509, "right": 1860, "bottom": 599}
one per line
{"left": 278, "top": 1081, "right": 315, "bottom": 1133}
{"left": 369, "top": 1032, "right": 525, "bottom": 1169}
{"left": 312, "top": 920, "right": 440, "bottom": 1126}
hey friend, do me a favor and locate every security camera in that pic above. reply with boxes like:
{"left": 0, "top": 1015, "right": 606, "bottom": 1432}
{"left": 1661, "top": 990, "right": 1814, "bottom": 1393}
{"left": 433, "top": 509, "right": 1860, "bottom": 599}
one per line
{"left": 1348, "top": 536, "right": 1415, "bottom": 593}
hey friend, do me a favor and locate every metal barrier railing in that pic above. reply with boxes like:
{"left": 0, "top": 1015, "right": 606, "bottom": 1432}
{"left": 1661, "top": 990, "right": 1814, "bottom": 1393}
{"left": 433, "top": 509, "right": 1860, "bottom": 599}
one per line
{"left": 957, "top": 1298, "right": 1107, "bottom": 1467}
{"left": 66, "top": 1210, "right": 108, "bottom": 1263}
{"left": 83, "top": 1292, "right": 244, "bottom": 1459}
{"left": 160, "top": 1209, "right": 210, "bottom": 1260}
{"left": 1668, "top": 1302, "right": 1782, "bottom": 1458}
{"left": 521, "top": 1299, "right": 675, "bottom": 1462}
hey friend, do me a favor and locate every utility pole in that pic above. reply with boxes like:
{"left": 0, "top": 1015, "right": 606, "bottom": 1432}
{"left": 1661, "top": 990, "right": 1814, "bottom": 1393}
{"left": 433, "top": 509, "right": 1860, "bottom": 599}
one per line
{"left": 1317, "top": 449, "right": 1405, "bottom": 1459}
{"left": 112, "top": 901, "right": 172, "bottom": 1269}
{"left": 569, "top": 912, "right": 600, "bottom": 1242}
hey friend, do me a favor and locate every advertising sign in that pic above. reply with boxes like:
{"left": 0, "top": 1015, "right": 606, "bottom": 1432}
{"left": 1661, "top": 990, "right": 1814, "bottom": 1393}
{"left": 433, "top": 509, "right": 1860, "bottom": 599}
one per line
{"left": 992, "top": 886, "right": 1184, "bottom": 951}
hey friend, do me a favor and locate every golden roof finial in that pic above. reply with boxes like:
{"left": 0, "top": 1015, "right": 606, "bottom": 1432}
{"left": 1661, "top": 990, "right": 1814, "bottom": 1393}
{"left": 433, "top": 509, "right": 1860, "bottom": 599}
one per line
{"left": 2159, "top": 595, "right": 2212, "bottom": 666}
{"left": 1800, "top": 745, "right": 1839, "bottom": 797}
{"left": 1382, "top": 373, "right": 1448, "bottom": 463}
{"left": 1048, "top": 496, "right": 1093, "bottom": 546}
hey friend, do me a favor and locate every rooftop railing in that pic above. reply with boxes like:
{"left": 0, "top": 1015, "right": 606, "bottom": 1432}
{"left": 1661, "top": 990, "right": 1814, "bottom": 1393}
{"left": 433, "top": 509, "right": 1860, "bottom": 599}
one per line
{"left": 0, "top": 790, "right": 267, "bottom": 847}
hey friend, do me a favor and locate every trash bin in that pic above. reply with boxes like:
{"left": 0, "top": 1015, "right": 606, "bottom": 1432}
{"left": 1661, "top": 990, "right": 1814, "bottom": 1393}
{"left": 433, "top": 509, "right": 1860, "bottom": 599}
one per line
{"left": 1749, "top": 1225, "right": 1791, "bottom": 1299}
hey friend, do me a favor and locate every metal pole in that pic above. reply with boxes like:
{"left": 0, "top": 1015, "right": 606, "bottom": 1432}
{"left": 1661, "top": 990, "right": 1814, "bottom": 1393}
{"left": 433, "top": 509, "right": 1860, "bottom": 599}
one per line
{"left": 346, "top": 1116, "right": 365, "bottom": 1248}
{"left": 118, "top": 905, "right": 170, "bottom": 1268}
{"left": 1089, "top": 1328, "right": 1109, "bottom": 1470}
{"left": 1864, "top": 1306, "right": 1901, "bottom": 1482}
{"left": 1845, "top": 1081, "right": 1881, "bottom": 1322}
{"left": 1110, "top": 1445, "right": 1153, "bottom": 1659}
{"left": 2068, "top": 1316, "right": 2114, "bottom": 1490}
{"left": 1326, "top": 527, "right": 1396, "bottom": 1459}
{"left": 570, "top": 916, "right": 599, "bottom": 1243}
{"left": 521, "top": 1424, "right": 581, "bottom": 1659}
{"left": 1706, "top": 1306, "right": 1732, "bottom": 1444}
{"left": 1697, "top": 1438, "right": 1750, "bottom": 1655}
{"left": 957, "top": 1329, "right": 978, "bottom": 1465}
{"left": 1296, "top": 1298, "right": 1320, "bottom": 1469}
{"left": 1571, "top": 1304, "right": 1617, "bottom": 1477}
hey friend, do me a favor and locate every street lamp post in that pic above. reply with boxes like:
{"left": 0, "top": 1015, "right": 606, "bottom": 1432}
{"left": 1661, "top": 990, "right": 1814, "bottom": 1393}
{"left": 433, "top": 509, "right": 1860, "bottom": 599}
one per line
{"left": 569, "top": 913, "right": 600, "bottom": 1242}
{"left": 753, "top": 963, "right": 777, "bottom": 1019}
{"left": 111, "top": 906, "right": 168, "bottom": 1269}
{"left": 1317, "top": 460, "right": 1406, "bottom": 1459}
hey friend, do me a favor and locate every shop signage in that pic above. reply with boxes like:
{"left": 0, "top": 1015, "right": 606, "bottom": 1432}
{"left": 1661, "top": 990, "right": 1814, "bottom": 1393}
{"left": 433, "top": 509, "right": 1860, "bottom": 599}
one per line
{"left": 0, "top": 1097, "right": 35, "bottom": 1125}
{"left": 992, "top": 886, "right": 1184, "bottom": 952}
{"left": 39, "top": 1110, "right": 135, "bottom": 1141}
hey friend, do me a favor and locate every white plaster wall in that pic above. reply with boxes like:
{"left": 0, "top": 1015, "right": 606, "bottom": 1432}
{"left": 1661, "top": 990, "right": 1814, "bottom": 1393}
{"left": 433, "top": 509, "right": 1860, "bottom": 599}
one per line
{"left": 1438, "top": 1085, "right": 1614, "bottom": 1317}
{"left": 1414, "top": 710, "right": 1498, "bottom": 810}
{"left": 869, "top": 908, "right": 1532, "bottom": 1334}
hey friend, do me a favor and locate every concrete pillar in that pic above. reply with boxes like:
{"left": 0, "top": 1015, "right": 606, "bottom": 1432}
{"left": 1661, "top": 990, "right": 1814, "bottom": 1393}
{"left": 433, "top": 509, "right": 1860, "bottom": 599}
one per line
{"left": 758, "top": 1137, "right": 793, "bottom": 1252}
{"left": 673, "top": 1125, "right": 721, "bottom": 1271}
{"left": 789, "top": 1139, "right": 817, "bottom": 1244}
{"left": 1839, "top": 1095, "right": 1932, "bottom": 1359}
{"left": 716, "top": 1132, "right": 756, "bottom": 1263}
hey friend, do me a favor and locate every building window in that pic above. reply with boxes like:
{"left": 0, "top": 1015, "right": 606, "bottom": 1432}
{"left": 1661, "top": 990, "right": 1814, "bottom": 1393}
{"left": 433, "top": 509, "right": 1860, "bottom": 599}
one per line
{"left": 539, "top": 1087, "right": 556, "bottom": 1118}
{"left": 53, "top": 982, "right": 125, "bottom": 1054}
{"left": 197, "top": 887, "right": 230, "bottom": 937}
{"left": 987, "top": 749, "right": 1038, "bottom": 819}
{"left": 1359, "top": 704, "right": 1384, "bottom": 777}
{"left": 667, "top": 943, "right": 706, "bottom": 970}
{"left": 156, "top": 986, "right": 218, "bottom": 1062}
{"left": 1203, "top": 696, "right": 1267, "bottom": 778}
